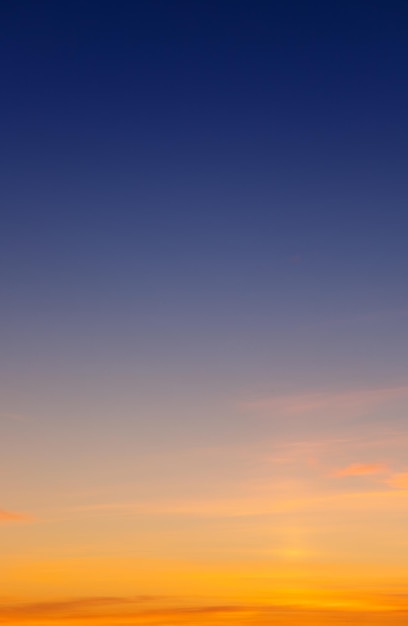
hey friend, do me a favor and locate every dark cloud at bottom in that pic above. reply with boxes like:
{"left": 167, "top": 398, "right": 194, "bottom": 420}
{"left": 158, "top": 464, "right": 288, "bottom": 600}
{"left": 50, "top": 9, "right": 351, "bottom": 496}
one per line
{"left": 0, "top": 596, "right": 407, "bottom": 624}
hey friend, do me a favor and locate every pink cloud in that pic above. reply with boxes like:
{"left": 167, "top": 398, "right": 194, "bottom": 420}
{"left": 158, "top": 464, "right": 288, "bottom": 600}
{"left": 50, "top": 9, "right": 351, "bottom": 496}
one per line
{"left": 242, "top": 386, "right": 408, "bottom": 423}
{"left": 0, "top": 509, "right": 31, "bottom": 522}
{"left": 386, "top": 472, "right": 408, "bottom": 490}
{"left": 334, "top": 463, "right": 388, "bottom": 478}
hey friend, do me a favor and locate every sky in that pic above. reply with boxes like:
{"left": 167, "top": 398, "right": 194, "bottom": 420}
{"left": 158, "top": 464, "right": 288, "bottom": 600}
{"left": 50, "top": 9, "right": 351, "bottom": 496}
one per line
{"left": 1, "top": 1, "right": 408, "bottom": 624}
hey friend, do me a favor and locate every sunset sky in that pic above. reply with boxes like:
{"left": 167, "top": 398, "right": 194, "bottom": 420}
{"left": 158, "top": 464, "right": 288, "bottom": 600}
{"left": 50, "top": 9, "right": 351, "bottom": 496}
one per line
{"left": 1, "top": 1, "right": 408, "bottom": 624}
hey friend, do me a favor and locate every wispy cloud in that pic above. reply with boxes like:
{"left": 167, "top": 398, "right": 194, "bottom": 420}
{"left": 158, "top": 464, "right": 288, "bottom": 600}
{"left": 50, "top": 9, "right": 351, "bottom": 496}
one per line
{"left": 70, "top": 484, "right": 408, "bottom": 519}
{"left": 0, "top": 597, "right": 244, "bottom": 623}
{"left": 242, "top": 386, "right": 408, "bottom": 423}
{"left": 334, "top": 463, "right": 388, "bottom": 477}
{"left": 0, "top": 509, "right": 31, "bottom": 523}
{"left": 386, "top": 472, "right": 408, "bottom": 490}
{"left": 242, "top": 386, "right": 408, "bottom": 416}
{"left": 0, "top": 597, "right": 407, "bottom": 623}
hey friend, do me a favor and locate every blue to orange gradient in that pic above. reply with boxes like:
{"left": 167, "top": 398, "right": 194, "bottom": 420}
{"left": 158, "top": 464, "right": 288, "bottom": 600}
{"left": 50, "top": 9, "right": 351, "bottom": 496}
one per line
{"left": 1, "top": 1, "right": 408, "bottom": 624}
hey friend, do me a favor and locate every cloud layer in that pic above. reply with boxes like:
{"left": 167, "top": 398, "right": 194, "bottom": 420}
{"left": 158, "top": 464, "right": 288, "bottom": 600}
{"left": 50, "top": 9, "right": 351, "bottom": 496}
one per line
{"left": 0, "top": 509, "right": 31, "bottom": 523}
{"left": 0, "top": 596, "right": 407, "bottom": 624}
{"left": 334, "top": 463, "right": 388, "bottom": 477}
{"left": 243, "top": 386, "right": 408, "bottom": 424}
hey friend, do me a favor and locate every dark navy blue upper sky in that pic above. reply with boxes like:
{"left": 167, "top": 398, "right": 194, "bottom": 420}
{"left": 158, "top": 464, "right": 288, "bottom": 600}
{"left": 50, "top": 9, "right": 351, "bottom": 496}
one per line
{"left": 1, "top": 1, "right": 408, "bottom": 433}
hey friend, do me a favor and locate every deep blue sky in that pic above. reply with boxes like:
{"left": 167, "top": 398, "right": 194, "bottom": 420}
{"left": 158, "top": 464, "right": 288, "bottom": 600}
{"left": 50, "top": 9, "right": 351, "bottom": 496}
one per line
{"left": 1, "top": 1, "right": 408, "bottom": 431}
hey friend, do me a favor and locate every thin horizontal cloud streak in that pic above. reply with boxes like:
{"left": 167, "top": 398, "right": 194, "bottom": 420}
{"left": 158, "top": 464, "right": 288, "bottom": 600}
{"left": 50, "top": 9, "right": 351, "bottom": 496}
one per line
{"left": 242, "top": 386, "right": 408, "bottom": 427}
{"left": 334, "top": 463, "right": 388, "bottom": 477}
{"left": 386, "top": 472, "right": 408, "bottom": 490}
{"left": 1, "top": 597, "right": 408, "bottom": 624}
{"left": 0, "top": 509, "right": 31, "bottom": 523}
{"left": 0, "top": 596, "right": 162, "bottom": 622}
{"left": 71, "top": 487, "right": 408, "bottom": 519}
{"left": 0, "top": 597, "right": 245, "bottom": 623}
